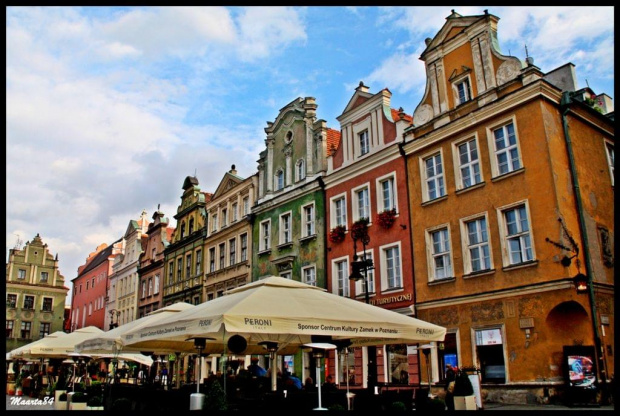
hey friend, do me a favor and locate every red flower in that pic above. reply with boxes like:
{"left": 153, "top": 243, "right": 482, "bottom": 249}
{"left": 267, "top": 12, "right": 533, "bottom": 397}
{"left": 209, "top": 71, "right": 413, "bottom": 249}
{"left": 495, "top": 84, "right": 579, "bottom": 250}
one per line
{"left": 329, "top": 225, "right": 347, "bottom": 244}
{"left": 376, "top": 209, "right": 397, "bottom": 229}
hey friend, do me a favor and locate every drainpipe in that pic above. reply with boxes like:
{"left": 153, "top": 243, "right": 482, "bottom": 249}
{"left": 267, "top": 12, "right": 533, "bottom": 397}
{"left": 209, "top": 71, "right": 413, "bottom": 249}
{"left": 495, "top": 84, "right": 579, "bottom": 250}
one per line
{"left": 559, "top": 91, "right": 608, "bottom": 392}
{"left": 398, "top": 141, "right": 418, "bottom": 313}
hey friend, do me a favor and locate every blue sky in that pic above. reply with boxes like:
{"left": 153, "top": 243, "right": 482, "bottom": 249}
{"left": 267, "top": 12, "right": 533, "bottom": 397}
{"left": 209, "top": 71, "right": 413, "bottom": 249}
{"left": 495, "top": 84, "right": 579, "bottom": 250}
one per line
{"left": 6, "top": 6, "right": 614, "bottom": 302}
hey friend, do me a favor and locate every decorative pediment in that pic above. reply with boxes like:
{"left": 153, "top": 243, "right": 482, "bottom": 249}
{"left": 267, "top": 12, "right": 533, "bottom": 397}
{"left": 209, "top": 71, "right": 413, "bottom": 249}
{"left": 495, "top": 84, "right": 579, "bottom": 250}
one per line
{"left": 212, "top": 172, "right": 243, "bottom": 199}
{"left": 421, "top": 11, "right": 491, "bottom": 59}
{"left": 271, "top": 255, "right": 296, "bottom": 272}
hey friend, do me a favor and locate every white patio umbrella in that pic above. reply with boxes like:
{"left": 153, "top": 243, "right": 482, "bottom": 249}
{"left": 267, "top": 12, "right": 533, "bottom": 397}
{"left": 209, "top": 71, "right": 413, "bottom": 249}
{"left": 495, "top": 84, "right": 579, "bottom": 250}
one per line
{"left": 21, "top": 326, "right": 103, "bottom": 359}
{"left": 9, "top": 331, "right": 68, "bottom": 359}
{"left": 122, "top": 276, "right": 447, "bottom": 357}
{"left": 74, "top": 302, "right": 195, "bottom": 355}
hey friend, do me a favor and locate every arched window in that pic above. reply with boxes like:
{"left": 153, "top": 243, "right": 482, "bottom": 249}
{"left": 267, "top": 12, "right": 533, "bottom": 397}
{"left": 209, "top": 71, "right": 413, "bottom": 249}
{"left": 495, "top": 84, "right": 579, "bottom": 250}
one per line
{"left": 189, "top": 218, "right": 194, "bottom": 234}
{"left": 275, "top": 169, "right": 284, "bottom": 191}
{"left": 296, "top": 159, "right": 306, "bottom": 181}
{"left": 180, "top": 222, "right": 186, "bottom": 239}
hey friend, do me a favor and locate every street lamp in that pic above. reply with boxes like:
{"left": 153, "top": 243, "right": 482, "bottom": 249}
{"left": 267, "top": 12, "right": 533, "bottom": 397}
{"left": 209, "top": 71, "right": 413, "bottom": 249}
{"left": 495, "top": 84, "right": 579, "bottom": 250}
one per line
{"left": 348, "top": 219, "right": 377, "bottom": 393}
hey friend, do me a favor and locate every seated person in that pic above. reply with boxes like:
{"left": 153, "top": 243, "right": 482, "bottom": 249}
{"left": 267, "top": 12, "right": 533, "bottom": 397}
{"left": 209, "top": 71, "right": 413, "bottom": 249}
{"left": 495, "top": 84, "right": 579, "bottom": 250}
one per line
{"left": 247, "top": 357, "right": 267, "bottom": 377}
{"left": 283, "top": 371, "right": 302, "bottom": 390}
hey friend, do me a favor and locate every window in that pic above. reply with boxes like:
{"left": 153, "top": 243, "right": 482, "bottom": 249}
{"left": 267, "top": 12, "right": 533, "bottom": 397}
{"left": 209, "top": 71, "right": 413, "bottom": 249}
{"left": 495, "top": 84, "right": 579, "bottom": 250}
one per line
{"left": 427, "top": 226, "right": 453, "bottom": 281}
{"left": 334, "top": 258, "right": 350, "bottom": 297}
{"left": 377, "top": 174, "right": 397, "bottom": 212}
{"left": 455, "top": 77, "right": 472, "bottom": 105}
{"left": 88, "top": 302, "right": 92, "bottom": 316}
{"left": 606, "top": 142, "right": 614, "bottom": 186}
{"left": 23, "top": 295, "right": 35, "bottom": 310}
{"left": 232, "top": 203, "right": 238, "bottom": 222}
{"left": 302, "top": 265, "right": 316, "bottom": 286}
{"left": 219, "top": 243, "right": 226, "bottom": 269}
{"left": 260, "top": 220, "right": 271, "bottom": 251}
{"left": 168, "top": 261, "right": 174, "bottom": 285}
{"left": 229, "top": 238, "right": 236, "bottom": 265}
{"left": 280, "top": 212, "right": 292, "bottom": 245}
{"left": 490, "top": 120, "right": 521, "bottom": 176}
{"left": 186, "top": 253, "right": 192, "bottom": 278}
{"left": 382, "top": 245, "right": 402, "bottom": 289}
{"left": 177, "top": 258, "right": 183, "bottom": 281}
{"left": 455, "top": 138, "right": 482, "bottom": 189}
{"left": 6, "top": 320, "right": 14, "bottom": 338}
{"left": 353, "top": 185, "right": 370, "bottom": 221}
{"left": 196, "top": 250, "right": 202, "bottom": 275}
{"left": 423, "top": 152, "right": 445, "bottom": 201}
{"left": 189, "top": 218, "right": 194, "bottom": 234}
{"left": 20, "top": 321, "right": 31, "bottom": 339}
{"left": 354, "top": 251, "right": 375, "bottom": 295}
{"left": 280, "top": 271, "right": 292, "bottom": 280}
{"left": 180, "top": 221, "right": 185, "bottom": 239}
{"left": 275, "top": 169, "right": 284, "bottom": 191}
{"left": 240, "top": 234, "right": 248, "bottom": 262}
{"left": 209, "top": 248, "right": 216, "bottom": 273}
{"left": 154, "top": 274, "right": 160, "bottom": 294}
{"left": 359, "top": 130, "right": 369, "bottom": 156}
{"left": 91, "top": 278, "right": 95, "bottom": 288}
{"left": 40, "top": 271, "right": 49, "bottom": 282}
{"left": 148, "top": 278, "right": 153, "bottom": 296}
{"left": 211, "top": 214, "right": 218, "bottom": 232}
{"left": 86, "top": 280, "right": 89, "bottom": 290}
{"left": 18, "top": 269, "right": 26, "bottom": 280}
{"left": 331, "top": 195, "right": 347, "bottom": 227}
{"left": 296, "top": 159, "right": 306, "bottom": 181}
{"left": 41, "top": 297, "right": 53, "bottom": 312}
{"left": 221, "top": 208, "right": 228, "bottom": 227}
{"left": 302, "top": 204, "right": 315, "bottom": 237}
{"left": 7, "top": 294, "right": 17, "bottom": 308}
{"left": 462, "top": 216, "right": 492, "bottom": 274}
{"left": 499, "top": 203, "right": 534, "bottom": 266}
{"left": 243, "top": 197, "right": 249, "bottom": 216}
{"left": 39, "top": 322, "right": 51, "bottom": 338}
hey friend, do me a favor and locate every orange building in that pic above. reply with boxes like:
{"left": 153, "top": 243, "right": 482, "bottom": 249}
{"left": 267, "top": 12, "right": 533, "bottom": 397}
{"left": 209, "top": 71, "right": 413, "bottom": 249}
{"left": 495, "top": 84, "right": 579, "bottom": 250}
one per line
{"left": 402, "top": 11, "right": 614, "bottom": 404}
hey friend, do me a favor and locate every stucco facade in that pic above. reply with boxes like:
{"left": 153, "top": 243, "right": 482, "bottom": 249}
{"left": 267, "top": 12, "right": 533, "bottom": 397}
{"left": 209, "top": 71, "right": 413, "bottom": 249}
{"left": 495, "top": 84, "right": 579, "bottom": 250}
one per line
{"left": 6, "top": 234, "right": 69, "bottom": 352}
{"left": 163, "top": 176, "right": 211, "bottom": 306}
{"left": 402, "top": 10, "right": 614, "bottom": 404}
{"left": 137, "top": 208, "right": 174, "bottom": 318}
{"left": 204, "top": 165, "right": 257, "bottom": 300}
{"left": 324, "top": 83, "right": 418, "bottom": 388}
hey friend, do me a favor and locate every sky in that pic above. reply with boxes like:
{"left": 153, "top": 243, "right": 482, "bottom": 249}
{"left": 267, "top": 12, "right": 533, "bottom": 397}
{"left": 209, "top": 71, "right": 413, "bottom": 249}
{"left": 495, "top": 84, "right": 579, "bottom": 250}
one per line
{"left": 6, "top": 6, "right": 614, "bottom": 304}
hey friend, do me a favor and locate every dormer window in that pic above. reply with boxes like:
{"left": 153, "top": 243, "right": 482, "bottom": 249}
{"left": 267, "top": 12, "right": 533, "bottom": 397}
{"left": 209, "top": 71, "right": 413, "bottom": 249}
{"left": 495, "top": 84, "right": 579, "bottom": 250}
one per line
{"left": 275, "top": 169, "right": 284, "bottom": 191}
{"left": 189, "top": 218, "right": 194, "bottom": 234}
{"left": 359, "top": 130, "right": 370, "bottom": 156}
{"left": 452, "top": 73, "right": 473, "bottom": 106}
{"left": 180, "top": 222, "right": 186, "bottom": 239}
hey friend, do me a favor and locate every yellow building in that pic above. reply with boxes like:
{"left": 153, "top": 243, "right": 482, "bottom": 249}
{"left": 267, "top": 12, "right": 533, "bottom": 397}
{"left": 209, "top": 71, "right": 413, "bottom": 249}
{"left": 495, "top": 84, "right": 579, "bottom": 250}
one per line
{"left": 402, "top": 11, "right": 614, "bottom": 404}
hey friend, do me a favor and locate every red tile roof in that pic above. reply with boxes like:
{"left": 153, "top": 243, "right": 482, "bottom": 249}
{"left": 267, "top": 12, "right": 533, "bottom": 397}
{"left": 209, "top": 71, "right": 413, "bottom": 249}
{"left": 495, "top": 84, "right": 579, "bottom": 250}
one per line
{"left": 326, "top": 128, "right": 341, "bottom": 157}
{"left": 391, "top": 108, "right": 413, "bottom": 123}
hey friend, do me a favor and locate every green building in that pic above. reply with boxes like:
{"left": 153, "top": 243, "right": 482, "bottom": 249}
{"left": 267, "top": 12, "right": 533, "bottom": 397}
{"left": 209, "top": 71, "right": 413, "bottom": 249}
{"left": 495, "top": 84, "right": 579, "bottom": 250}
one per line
{"left": 6, "top": 234, "right": 69, "bottom": 353}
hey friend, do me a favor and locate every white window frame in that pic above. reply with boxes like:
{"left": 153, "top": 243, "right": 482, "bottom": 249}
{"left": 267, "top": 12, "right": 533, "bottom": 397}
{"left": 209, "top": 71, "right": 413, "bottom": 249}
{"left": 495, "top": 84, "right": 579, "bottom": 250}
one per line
{"left": 209, "top": 247, "right": 216, "bottom": 273}
{"left": 211, "top": 213, "right": 218, "bottom": 233}
{"left": 154, "top": 274, "right": 160, "bottom": 294}
{"left": 605, "top": 141, "right": 614, "bottom": 186}
{"left": 40, "top": 271, "right": 49, "bottom": 282}
{"left": 332, "top": 256, "right": 350, "bottom": 297}
{"left": 196, "top": 249, "right": 202, "bottom": 275}
{"left": 231, "top": 203, "right": 238, "bottom": 222}
{"left": 221, "top": 208, "right": 228, "bottom": 227}
{"left": 275, "top": 169, "right": 284, "bottom": 191}
{"left": 359, "top": 130, "right": 370, "bottom": 156}
{"left": 296, "top": 159, "right": 306, "bottom": 182}
{"left": 243, "top": 196, "right": 249, "bottom": 216}
{"left": 425, "top": 224, "right": 454, "bottom": 282}
{"left": 219, "top": 242, "right": 226, "bottom": 269}
{"left": 279, "top": 211, "right": 292, "bottom": 245}
{"left": 420, "top": 149, "right": 446, "bottom": 202}
{"left": 351, "top": 182, "right": 371, "bottom": 222}
{"left": 301, "top": 202, "right": 315, "bottom": 238}
{"left": 497, "top": 200, "right": 535, "bottom": 267}
{"left": 452, "top": 74, "right": 473, "bottom": 105}
{"left": 18, "top": 269, "right": 26, "bottom": 280}
{"left": 380, "top": 242, "right": 403, "bottom": 290}
{"left": 486, "top": 116, "right": 522, "bottom": 177}
{"left": 229, "top": 238, "right": 236, "bottom": 265}
{"left": 302, "top": 265, "right": 317, "bottom": 286}
{"left": 260, "top": 219, "right": 271, "bottom": 252}
{"left": 376, "top": 172, "right": 398, "bottom": 213}
{"left": 280, "top": 271, "right": 292, "bottom": 280}
{"left": 330, "top": 193, "right": 348, "bottom": 228}
{"left": 460, "top": 212, "right": 493, "bottom": 275}
{"left": 240, "top": 233, "right": 248, "bottom": 262}
{"left": 354, "top": 250, "right": 375, "bottom": 296}
{"left": 452, "top": 135, "right": 483, "bottom": 190}
{"left": 353, "top": 117, "right": 371, "bottom": 158}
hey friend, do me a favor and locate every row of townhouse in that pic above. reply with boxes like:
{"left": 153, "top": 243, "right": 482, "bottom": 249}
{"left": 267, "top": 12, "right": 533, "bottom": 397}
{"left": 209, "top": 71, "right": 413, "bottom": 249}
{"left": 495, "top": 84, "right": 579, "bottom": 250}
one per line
{"left": 62, "top": 10, "right": 613, "bottom": 404}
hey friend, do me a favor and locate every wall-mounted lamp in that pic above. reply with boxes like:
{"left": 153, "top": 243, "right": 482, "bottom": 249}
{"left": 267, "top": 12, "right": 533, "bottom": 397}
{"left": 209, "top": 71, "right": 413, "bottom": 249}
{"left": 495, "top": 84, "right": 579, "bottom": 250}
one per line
{"left": 573, "top": 273, "right": 588, "bottom": 294}
{"left": 525, "top": 328, "right": 531, "bottom": 339}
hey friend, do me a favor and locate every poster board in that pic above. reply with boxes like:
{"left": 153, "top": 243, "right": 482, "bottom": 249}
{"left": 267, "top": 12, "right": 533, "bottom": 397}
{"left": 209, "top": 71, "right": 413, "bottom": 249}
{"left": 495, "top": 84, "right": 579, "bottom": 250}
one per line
{"left": 563, "top": 345, "right": 597, "bottom": 388}
{"left": 468, "top": 373, "right": 482, "bottom": 409}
